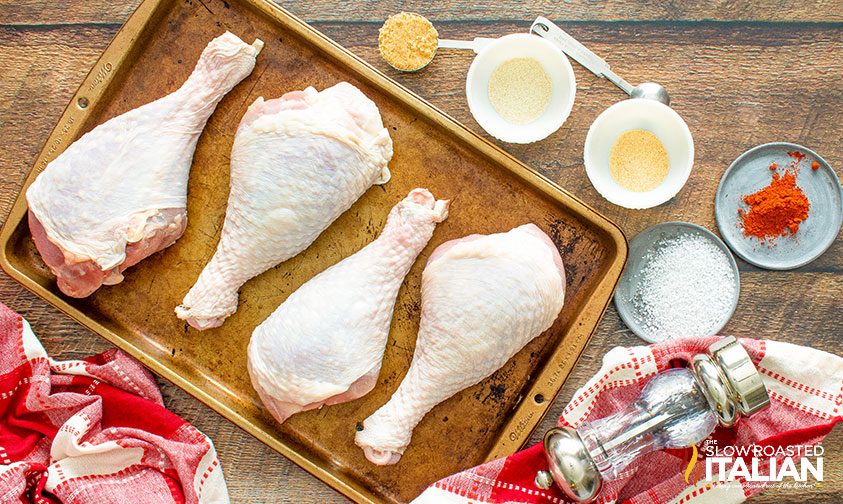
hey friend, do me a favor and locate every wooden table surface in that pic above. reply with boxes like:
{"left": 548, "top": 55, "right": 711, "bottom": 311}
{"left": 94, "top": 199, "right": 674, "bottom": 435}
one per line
{"left": 1, "top": 0, "right": 841, "bottom": 502}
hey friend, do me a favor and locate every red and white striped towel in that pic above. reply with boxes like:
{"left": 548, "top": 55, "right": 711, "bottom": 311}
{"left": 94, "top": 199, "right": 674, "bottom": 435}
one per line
{"left": 0, "top": 303, "right": 228, "bottom": 503}
{"left": 414, "top": 336, "right": 843, "bottom": 503}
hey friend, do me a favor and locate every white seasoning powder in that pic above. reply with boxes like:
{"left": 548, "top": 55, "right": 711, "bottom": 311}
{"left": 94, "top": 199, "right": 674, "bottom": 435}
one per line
{"left": 488, "top": 58, "right": 552, "bottom": 125}
{"left": 630, "top": 233, "right": 736, "bottom": 341}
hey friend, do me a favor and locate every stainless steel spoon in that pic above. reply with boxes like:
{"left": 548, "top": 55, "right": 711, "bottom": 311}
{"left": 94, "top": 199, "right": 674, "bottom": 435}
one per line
{"left": 437, "top": 38, "right": 493, "bottom": 53}
{"left": 530, "top": 16, "right": 670, "bottom": 105}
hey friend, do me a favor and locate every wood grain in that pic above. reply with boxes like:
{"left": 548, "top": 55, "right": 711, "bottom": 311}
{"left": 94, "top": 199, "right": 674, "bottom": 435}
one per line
{"left": 3, "top": 0, "right": 843, "bottom": 24}
{"left": 0, "top": 0, "right": 841, "bottom": 502}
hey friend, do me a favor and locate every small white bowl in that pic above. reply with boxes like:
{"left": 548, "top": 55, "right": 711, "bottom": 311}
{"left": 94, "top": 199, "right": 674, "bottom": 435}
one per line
{"left": 466, "top": 34, "right": 576, "bottom": 144}
{"left": 584, "top": 99, "right": 694, "bottom": 209}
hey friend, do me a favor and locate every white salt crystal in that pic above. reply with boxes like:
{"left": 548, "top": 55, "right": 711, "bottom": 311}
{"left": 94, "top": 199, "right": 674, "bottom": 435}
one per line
{"left": 630, "top": 233, "right": 737, "bottom": 341}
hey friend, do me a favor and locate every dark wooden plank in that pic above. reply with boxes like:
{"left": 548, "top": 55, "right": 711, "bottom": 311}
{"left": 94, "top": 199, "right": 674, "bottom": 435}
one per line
{"left": 2, "top": 0, "right": 843, "bottom": 25}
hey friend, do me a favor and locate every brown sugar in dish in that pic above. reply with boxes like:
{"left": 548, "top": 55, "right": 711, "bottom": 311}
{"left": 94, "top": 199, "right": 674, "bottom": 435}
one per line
{"left": 378, "top": 12, "right": 439, "bottom": 71}
{"left": 609, "top": 130, "right": 670, "bottom": 192}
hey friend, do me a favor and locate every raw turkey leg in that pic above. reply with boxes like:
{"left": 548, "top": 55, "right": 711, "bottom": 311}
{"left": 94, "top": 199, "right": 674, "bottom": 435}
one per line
{"left": 176, "top": 82, "right": 393, "bottom": 330}
{"left": 248, "top": 188, "right": 449, "bottom": 423}
{"left": 26, "top": 32, "right": 263, "bottom": 298}
{"left": 355, "top": 224, "right": 566, "bottom": 465}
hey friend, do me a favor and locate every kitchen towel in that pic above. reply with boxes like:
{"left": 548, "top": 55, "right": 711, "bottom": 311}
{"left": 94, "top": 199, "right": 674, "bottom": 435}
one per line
{"left": 0, "top": 303, "right": 228, "bottom": 504}
{"left": 414, "top": 336, "right": 843, "bottom": 503}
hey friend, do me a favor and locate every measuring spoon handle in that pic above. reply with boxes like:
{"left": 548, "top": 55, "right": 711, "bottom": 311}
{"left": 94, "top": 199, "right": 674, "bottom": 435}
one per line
{"left": 438, "top": 38, "right": 496, "bottom": 54}
{"left": 530, "top": 16, "right": 634, "bottom": 95}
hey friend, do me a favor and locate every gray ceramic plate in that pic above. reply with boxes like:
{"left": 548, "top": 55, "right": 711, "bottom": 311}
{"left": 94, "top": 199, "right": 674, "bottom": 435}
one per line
{"left": 715, "top": 142, "right": 843, "bottom": 270}
{"left": 614, "top": 222, "right": 741, "bottom": 343}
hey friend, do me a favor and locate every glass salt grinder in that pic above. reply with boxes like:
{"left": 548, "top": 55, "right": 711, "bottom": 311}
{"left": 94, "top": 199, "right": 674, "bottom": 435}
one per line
{"left": 535, "top": 336, "right": 771, "bottom": 502}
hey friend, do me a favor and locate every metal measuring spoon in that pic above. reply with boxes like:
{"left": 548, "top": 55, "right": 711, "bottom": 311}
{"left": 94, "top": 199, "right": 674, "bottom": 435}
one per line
{"left": 530, "top": 16, "right": 670, "bottom": 105}
{"left": 437, "top": 38, "right": 495, "bottom": 54}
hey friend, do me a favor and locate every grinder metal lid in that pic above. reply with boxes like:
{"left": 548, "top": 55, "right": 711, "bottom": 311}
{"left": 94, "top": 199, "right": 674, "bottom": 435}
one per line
{"left": 709, "top": 336, "right": 771, "bottom": 416}
{"left": 541, "top": 427, "right": 602, "bottom": 503}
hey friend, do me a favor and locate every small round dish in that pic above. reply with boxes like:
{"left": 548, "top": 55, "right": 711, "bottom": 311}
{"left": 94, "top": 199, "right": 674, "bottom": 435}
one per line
{"left": 715, "top": 142, "right": 843, "bottom": 270}
{"left": 465, "top": 33, "right": 576, "bottom": 144}
{"left": 614, "top": 222, "right": 740, "bottom": 343}
{"left": 584, "top": 99, "right": 694, "bottom": 209}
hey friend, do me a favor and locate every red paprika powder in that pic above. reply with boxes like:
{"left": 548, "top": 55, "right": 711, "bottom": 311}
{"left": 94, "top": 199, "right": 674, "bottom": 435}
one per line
{"left": 739, "top": 169, "right": 810, "bottom": 241}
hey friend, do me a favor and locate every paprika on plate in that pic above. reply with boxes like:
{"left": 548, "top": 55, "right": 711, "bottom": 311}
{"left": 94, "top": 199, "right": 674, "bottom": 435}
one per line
{"left": 738, "top": 166, "right": 810, "bottom": 241}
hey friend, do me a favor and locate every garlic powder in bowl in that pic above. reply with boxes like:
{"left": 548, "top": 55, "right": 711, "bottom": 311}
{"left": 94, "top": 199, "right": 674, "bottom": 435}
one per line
{"left": 584, "top": 99, "right": 694, "bottom": 208}
{"left": 609, "top": 129, "right": 670, "bottom": 192}
{"left": 465, "top": 34, "right": 576, "bottom": 144}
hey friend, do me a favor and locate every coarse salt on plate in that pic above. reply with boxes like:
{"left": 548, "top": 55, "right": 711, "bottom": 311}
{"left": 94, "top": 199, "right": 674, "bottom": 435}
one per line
{"left": 614, "top": 222, "right": 740, "bottom": 343}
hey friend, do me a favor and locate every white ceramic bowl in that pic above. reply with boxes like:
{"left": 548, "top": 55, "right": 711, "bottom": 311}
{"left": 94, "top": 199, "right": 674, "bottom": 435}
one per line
{"left": 465, "top": 34, "right": 576, "bottom": 144}
{"left": 584, "top": 99, "right": 694, "bottom": 209}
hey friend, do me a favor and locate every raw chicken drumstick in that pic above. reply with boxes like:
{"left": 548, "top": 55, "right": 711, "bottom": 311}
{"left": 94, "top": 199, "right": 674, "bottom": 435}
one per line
{"left": 355, "top": 224, "right": 566, "bottom": 465}
{"left": 248, "top": 188, "right": 449, "bottom": 422}
{"left": 176, "top": 82, "right": 393, "bottom": 330}
{"left": 26, "top": 32, "right": 263, "bottom": 298}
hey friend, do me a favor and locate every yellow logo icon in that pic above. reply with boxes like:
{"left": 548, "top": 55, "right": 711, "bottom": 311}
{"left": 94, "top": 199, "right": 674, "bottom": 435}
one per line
{"left": 684, "top": 442, "right": 699, "bottom": 484}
